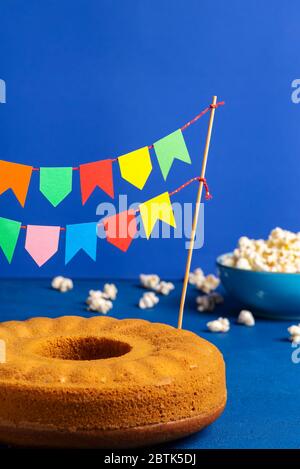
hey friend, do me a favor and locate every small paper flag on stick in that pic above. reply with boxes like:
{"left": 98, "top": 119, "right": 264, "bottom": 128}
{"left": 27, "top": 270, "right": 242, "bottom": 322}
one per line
{"left": 65, "top": 222, "right": 98, "bottom": 264}
{"left": 154, "top": 129, "right": 191, "bottom": 180}
{"left": 0, "top": 217, "right": 21, "bottom": 263}
{"left": 25, "top": 225, "right": 60, "bottom": 267}
{"left": 40, "top": 167, "right": 73, "bottom": 207}
{"left": 80, "top": 160, "right": 114, "bottom": 205}
{"left": 103, "top": 209, "right": 137, "bottom": 252}
{"left": 118, "top": 147, "right": 152, "bottom": 190}
{"left": 139, "top": 192, "right": 176, "bottom": 239}
{"left": 0, "top": 161, "right": 33, "bottom": 206}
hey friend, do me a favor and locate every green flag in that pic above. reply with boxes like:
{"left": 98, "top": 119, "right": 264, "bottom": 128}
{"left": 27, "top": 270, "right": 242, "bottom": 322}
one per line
{"left": 0, "top": 217, "right": 21, "bottom": 263}
{"left": 153, "top": 129, "right": 191, "bottom": 180}
{"left": 40, "top": 167, "right": 73, "bottom": 207}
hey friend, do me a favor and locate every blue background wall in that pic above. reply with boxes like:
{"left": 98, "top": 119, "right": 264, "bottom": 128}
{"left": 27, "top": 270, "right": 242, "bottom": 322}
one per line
{"left": 0, "top": 0, "right": 299, "bottom": 279}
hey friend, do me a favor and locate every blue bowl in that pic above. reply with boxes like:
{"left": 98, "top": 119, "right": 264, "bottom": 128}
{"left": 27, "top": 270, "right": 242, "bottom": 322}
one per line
{"left": 217, "top": 253, "right": 300, "bottom": 320}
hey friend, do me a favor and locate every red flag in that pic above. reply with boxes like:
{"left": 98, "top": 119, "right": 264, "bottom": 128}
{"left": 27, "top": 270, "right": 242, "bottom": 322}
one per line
{"left": 79, "top": 160, "right": 114, "bottom": 205}
{"left": 103, "top": 210, "right": 137, "bottom": 252}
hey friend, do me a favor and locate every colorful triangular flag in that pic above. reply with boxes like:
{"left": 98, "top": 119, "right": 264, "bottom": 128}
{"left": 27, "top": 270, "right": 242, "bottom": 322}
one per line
{"left": 40, "top": 167, "right": 73, "bottom": 207}
{"left": 25, "top": 225, "right": 60, "bottom": 267}
{"left": 139, "top": 192, "right": 176, "bottom": 239}
{"left": 103, "top": 209, "right": 137, "bottom": 252}
{"left": 0, "top": 217, "right": 21, "bottom": 263}
{"left": 65, "top": 222, "right": 98, "bottom": 264}
{"left": 79, "top": 160, "right": 114, "bottom": 205}
{"left": 118, "top": 147, "right": 152, "bottom": 190}
{"left": 0, "top": 161, "right": 33, "bottom": 206}
{"left": 153, "top": 129, "right": 191, "bottom": 180}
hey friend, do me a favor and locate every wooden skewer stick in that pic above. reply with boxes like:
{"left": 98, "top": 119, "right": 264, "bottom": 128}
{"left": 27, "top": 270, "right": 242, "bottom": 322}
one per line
{"left": 177, "top": 95, "right": 218, "bottom": 329}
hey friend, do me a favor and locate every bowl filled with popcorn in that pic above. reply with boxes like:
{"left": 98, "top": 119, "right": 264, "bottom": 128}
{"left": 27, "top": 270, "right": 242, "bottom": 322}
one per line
{"left": 217, "top": 228, "right": 300, "bottom": 319}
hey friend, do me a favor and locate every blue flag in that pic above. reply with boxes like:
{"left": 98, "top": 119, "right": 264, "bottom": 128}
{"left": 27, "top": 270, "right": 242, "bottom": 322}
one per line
{"left": 65, "top": 222, "right": 98, "bottom": 264}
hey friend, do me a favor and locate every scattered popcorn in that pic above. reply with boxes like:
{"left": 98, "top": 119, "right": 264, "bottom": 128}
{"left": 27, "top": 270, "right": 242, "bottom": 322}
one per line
{"left": 206, "top": 320, "right": 224, "bottom": 332}
{"left": 196, "top": 292, "right": 224, "bottom": 312}
{"left": 288, "top": 325, "right": 300, "bottom": 336}
{"left": 140, "top": 274, "right": 160, "bottom": 290}
{"left": 288, "top": 324, "right": 300, "bottom": 343}
{"left": 86, "top": 284, "right": 117, "bottom": 314}
{"left": 201, "top": 274, "right": 220, "bottom": 293}
{"left": 139, "top": 292, "right": 159, "bottom": 309}
{"left": 211, "top": 292, "right": 224, "bottom": 304}
{"left": 86, "top": 289, "right": 106, "bottom": 305}
{"left": 51, "top": 276, "right": 73, "bottom": 293}
{"left": 51, "top": 276, "right": 64, "bottom": 289}
{"left": 189, "top": 268, "right": 205, "bottom": 286}
{"left": 140, "top": 274, "right": 175, "bottom": 295}
{"left": 103, "top": 283, "right": 118, "bottom": 300}
{"left": 154, "top": 281, "right": 175, "bottom": 295}
{"left": 197, "top": 295, "right": 214, "bottom": 312}
{"left": 291, "top": 335, "right": 300, "bottom": 345}
{"left": 59, "top": 279, "right": 73, "bottom": 293}
{"left": 222, "top": 228, "right": 300, "bottom": 273}
{"left": 237, "top": 310, "right": 255, "bottom": 326}
{"left": 87, "top": 296, "right": 113, "bottom": 314}
{"left": 207, "top": 317, "right": 230, "bottom": 333}
{"left": 189, "top": 268, "right": 220, "bottom": 293}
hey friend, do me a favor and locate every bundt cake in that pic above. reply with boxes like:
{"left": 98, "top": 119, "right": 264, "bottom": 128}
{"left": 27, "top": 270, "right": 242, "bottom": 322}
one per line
{"left": 0, "top": 316, "right": 226, "bottom": 447}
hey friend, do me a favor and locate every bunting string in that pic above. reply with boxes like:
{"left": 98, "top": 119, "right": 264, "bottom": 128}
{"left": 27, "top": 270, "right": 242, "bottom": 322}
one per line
{"left": 0, "top": 102, "right": 224, "bottom": 207}
{"left": 147, "top": 101, "right": 224, "bottom": 149}
{"left": 168, "top": 176, "right": 212, "bottom": 199}
{"left": 0, "top": 176, "right": 212, "bottom": 266}
{"left": 20, "top": 177, "right": 211, "bottom": 230}
{"left": 31, "top": 102, "right": 224, "bottom": 170}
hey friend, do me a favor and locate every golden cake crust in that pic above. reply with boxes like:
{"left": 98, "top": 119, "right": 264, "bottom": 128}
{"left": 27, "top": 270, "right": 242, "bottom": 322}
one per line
{"left": 0, "top": 316, "right": 226, "bottom": 447}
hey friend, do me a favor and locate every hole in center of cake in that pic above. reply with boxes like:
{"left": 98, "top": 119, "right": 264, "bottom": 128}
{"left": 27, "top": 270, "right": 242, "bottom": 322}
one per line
{"left": 37, "top": 337, "right": 132, "bottom": 361}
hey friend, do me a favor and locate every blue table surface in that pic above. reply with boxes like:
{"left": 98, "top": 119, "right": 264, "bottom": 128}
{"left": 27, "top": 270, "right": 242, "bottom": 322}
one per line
{"left": 0, "top": 278, "right": 298, "bottom": 450}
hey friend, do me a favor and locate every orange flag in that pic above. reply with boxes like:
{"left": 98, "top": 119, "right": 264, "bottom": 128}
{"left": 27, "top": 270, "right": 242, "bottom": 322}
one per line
{"left": 0, "top": 161, "right": 33, "bottom": 207}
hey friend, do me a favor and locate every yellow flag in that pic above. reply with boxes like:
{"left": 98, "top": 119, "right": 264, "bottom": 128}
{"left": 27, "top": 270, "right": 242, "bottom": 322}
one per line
{"left": 118, "top": 147, "right": 152, "bottom": 190}
{"left": 140, "top": 192, "right": 176, "bottom": 239}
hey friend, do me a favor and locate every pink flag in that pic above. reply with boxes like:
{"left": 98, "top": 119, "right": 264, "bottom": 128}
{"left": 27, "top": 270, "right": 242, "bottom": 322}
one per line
{"left": 25, "top": 225, "right": 60, "bottom": 267}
